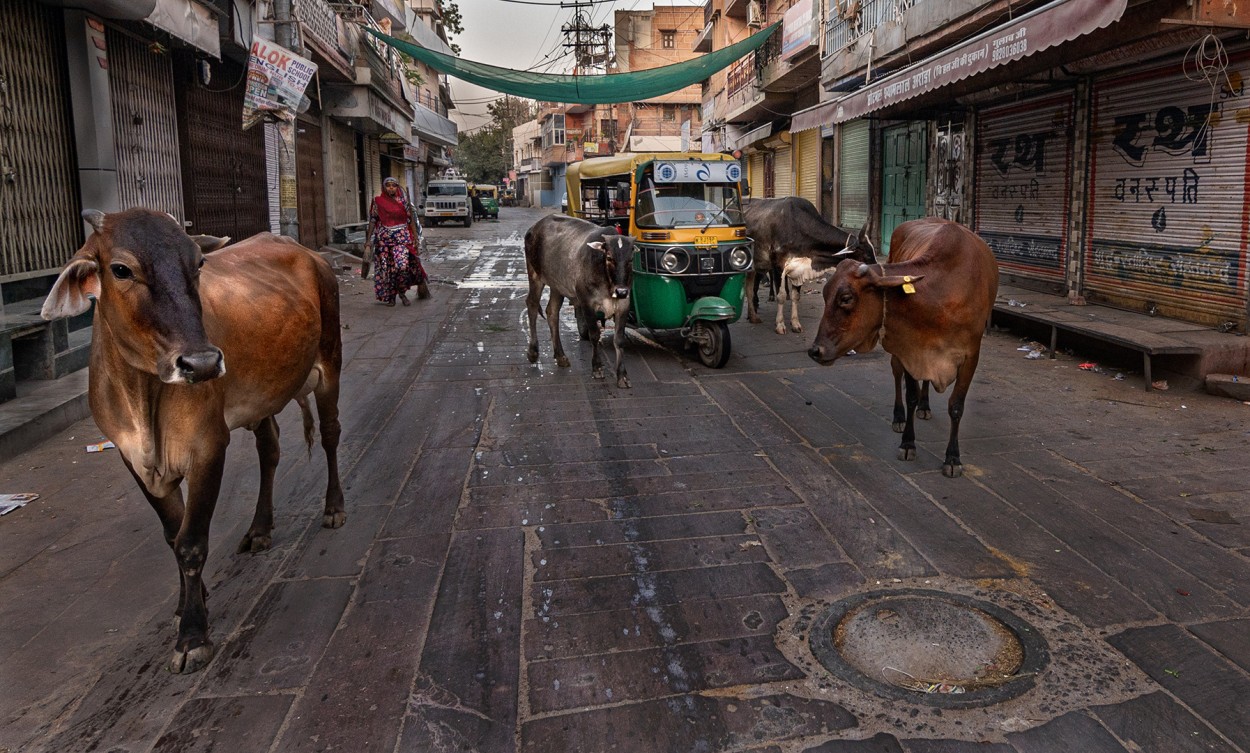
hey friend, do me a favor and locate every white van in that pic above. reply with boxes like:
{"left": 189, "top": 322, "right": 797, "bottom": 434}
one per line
{"left": 424, "top": 179, "right": 471, "bottom": 227}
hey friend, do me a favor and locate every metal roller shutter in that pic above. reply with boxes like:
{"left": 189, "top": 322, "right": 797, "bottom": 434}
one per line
{"left": 108, "top": 27, "right": 183, "bottom": 220}
{"left": 1087, "top": 51, "right": 1250, "bottom": 328}
{"left": 175, "top": 54, "right": 269, "bottom": 240}
{"left": 0, "top": 0, "right": 81, "bottom": 278}
{"left": 774, "top": 144, "right": 793, "bottom": 197}
{"left": 838, "top": 119, "right": 869, "bottom": 229}
{"left": 795, "top": 128, "right": 821, "bottom": 206}
{"left": 265, "top": 123, "right": 280, "bottom": 233}
{"left": 974, "top": 93, "right": 1074, "bottom": 287}
{"left": 748, "top": 152, "right": 765, "bottom": 200}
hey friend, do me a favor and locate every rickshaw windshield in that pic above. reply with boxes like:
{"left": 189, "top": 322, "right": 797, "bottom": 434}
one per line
{"left": 635, "top": 180, "right": 745, "bottom": 229}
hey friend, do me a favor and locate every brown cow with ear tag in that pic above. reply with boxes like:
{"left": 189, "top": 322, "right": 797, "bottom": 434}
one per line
{"left": 41, "top": 208, "right": 345, "bottom": 673}
{"left": 808, "top": 217, "right": 997, "bottom": 477}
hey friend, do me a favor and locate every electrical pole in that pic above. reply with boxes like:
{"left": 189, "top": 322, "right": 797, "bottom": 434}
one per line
{"left": 561, "top": 2, "right": 611, "bottom": 75}
{"left": 274, "top": 0, "right": 300, "bottom": 239}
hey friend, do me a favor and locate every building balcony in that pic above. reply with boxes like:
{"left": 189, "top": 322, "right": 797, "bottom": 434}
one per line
{"left": 370, "top": 0, "right": 406, "bottom": 31}
{"left": 413, "top": 101, "right": 458, "bottom": 148}
{"left": 295, "top": 0, "right": 354, "bottom": 80}
{"left": 821, "top": 0, "right": 997, "bottom": 89}
{"left": 722, "top": 53, "right": 792, "bottom": 124}
{"left": 693, "top": 20, "right": 714, "bottom": 52}
{"left": 724, "top": 0, "right": 751, "bottom": 20}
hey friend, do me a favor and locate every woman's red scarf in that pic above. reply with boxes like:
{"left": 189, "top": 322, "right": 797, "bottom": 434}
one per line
{"left": 374, "top": 191, "right": 411, "bottom": 226}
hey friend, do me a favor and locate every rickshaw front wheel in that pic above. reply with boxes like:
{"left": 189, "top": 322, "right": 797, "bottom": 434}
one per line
{"left": 692, "top": 321, "right": 731, "bottom": 369}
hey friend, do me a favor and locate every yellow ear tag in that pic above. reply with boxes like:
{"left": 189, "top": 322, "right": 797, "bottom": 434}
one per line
{"left": 902, "top": 276, "right": 917, "bottom": 295}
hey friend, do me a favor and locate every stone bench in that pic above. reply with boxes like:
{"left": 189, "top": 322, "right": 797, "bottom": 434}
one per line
{"left": 0, "top": 298, "right": 92, "bottom": 403}
{"left": 991, "top": 287, "right": 1206, "bottom": 391}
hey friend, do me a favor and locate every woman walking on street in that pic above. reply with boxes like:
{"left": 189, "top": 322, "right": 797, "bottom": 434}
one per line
{"left": 364, "top": 177, "right": 429, "bottom": 306}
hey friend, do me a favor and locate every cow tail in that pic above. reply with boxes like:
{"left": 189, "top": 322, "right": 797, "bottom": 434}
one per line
{"left": 296, "top": 395, "right": 315, "bottom": 458}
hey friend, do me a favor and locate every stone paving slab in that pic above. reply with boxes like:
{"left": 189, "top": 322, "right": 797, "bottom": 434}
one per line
{"left": 2, "top": 209, "right": 1249, "bottom": 753}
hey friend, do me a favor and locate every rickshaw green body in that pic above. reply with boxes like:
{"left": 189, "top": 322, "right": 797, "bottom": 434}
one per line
{"left": 566, "top": 153, "right": 752, "bottom": 367}
{"left": 631, "top": 268, "right": 745, "bottom": 330}
{"left": 471, "top": 184, "right": 500, "bottom": 219}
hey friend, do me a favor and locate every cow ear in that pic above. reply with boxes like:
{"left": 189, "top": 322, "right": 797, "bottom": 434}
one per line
{"left": 192, "top": 234, "right": 230, "bottom": 252}
{"left": 42, "top": 256, "right": 101, "bottom": 320}
{"left": 586, "top": 241, "right": 606, "bottom": 252}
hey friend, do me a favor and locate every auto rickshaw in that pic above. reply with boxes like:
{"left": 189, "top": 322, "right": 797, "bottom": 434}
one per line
{"left": 566, "top": 152, "right": 752, "bottom": 368}
{"left": 470, "top": 184, "right": 500, "bottom": 220}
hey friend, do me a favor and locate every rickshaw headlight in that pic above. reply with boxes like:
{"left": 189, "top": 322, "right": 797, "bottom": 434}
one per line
{"left": 728, "top": 247, "right": 751, "bottom": 270}
{"left": 661, "top": 248, "right": 689, "bottom": 273}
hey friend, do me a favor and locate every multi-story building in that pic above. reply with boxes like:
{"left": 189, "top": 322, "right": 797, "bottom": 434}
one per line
{"left": 699, "top": 0, "right": 824, "bottom": 209}
{"left": 512, "top": 120, "right": 543, "bottom": 207}
{"left": 614, "top": 5, "right": 707, "bottom": 152}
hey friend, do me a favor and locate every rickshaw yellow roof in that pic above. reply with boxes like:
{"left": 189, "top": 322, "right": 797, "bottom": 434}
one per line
{"left": 568, "top": 152, "right": 738, "bottom": 182}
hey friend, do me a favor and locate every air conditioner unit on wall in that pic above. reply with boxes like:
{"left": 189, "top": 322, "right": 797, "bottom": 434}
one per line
{"left": 747, "top": 0, "right": 763, "bottom": 28}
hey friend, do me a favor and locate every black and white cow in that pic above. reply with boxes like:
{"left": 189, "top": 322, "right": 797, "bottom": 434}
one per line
{"left": 525, "top": 214, "right": 635, "bottom": 388}
{"left": 744, "top": 197, "right": 875, "bottom": 334}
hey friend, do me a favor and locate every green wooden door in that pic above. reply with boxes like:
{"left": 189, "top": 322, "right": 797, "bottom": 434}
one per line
{"left": 880, "top": 122, "right": 927, "bottom": 256}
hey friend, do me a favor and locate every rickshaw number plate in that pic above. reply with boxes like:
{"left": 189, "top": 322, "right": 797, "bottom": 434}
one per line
{"left": 694, "top": 235, "right": 718, "bottom": 248}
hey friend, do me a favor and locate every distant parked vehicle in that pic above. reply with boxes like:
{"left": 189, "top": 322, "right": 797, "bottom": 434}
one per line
{"left": 471, "top": 184, "right": 500, "bottom": 220}
{"left": 424, "top": 179, "right": 471, "bottom": 227}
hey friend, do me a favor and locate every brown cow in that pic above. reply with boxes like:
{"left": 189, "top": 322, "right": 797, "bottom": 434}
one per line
{"left": 41, "top": 208, "right": 344, "bottom": 673}
{"left": 807, "top": 217, "right": 998, "bottom": 477}
{"left": 744, "top": 197, "right": 874, "bottom": 335}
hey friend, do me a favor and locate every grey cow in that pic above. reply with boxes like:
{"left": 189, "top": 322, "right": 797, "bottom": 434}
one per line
{"left": 744, "top": 197, "right": 875, "bottom": 334}
{"left": 524, "top": 214, "right": 635, "bottom": 388}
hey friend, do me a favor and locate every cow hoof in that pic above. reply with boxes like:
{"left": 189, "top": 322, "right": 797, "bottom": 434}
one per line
{"left": 526, "top": 346, "right": 538, "bottom": 364}
{"left": 774, "top": 325, "right": 787, "bottom": 335}
{"left": 168, "top": 641, "right": 214, "bottom": 674}
{"left": 792, "top": 323, "right": 804, "bottom": 333}
{"left": 556, "top": 356, "right": 571, "bottom": 368}
{"left": 917, "top": 408, "right": 933, "bottom": 420}
{"left": 748, "top": 314, "right": 761, "bottom": 324}
{"left": 237, "top": 530, "right": 272, "bottom": 553}
{"left": 592, "top": 368, "right": 605, "bottom": 380}
{"left": 943, "top": 461, "right": 963, "bottom": 478}
{"left": 323, "top": 511, "right": 347, "bottom": 529}
{"left": 897, "top": 447, "right": 917, "bottom": 461}
{"left": 891, "top": 421, "right": 906, "bottom": 433}
{"left": 617, "top": 376, "right": 631, "bottom": 389}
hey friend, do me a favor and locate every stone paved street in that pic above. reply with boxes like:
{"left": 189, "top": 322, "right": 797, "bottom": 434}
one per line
{"left": 2, "top": 206, "right": 1248, "bottom": 753}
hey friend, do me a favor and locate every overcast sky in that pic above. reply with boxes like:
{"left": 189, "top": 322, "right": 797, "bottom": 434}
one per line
{"left": 448, "top": 0, "right": 704, "bottom": 133}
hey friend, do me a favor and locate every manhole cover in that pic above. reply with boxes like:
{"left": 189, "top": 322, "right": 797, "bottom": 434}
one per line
{"left": 809, "top": 589, "right": 1049, "bottom": 708}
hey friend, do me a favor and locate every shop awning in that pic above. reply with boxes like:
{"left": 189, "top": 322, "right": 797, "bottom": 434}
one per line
{"left": 728, "top": 121, "right": 772, "bottom": 150}
{"left": 791, "top": 0, "right": 1126, "bottom": 132}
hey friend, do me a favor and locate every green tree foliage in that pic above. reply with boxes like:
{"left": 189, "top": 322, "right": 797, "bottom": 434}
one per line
{"left": 442, "top": 1, "right": 463, "bottom": 56}
{"left": 456, "top": 96, "right": 537, "bottom": 184}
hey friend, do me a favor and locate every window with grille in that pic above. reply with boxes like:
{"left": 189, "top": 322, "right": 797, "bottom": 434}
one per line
{"left": 661, "top": 30, "right": 675, "bottom": 48}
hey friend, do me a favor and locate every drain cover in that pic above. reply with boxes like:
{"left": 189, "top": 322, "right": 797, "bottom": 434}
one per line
{"left": 809, "top": 589, "right": 1049, "bottom": 708}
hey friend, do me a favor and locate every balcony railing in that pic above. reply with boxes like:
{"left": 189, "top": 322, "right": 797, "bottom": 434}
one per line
{"left": 727, "top": 54, "right": 757, "bottom": 97}
{"left": 414, "top": 89, "right": 448, "bottom": 117}
{"left": 824, "top": 0, "right": 919, "bottom": 56}
{"left": 296, "top": 0, "right": 349, "bottom": 56}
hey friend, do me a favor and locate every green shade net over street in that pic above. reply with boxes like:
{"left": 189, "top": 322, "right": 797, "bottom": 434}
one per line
{"left": 363, "top": 24, "right": 780, "bottom": 105}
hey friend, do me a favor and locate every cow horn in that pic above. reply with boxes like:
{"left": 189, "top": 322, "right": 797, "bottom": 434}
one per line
{"left": 833, "top": 247, "right": 856, "bottom": 257}
{"left": 82, "top": 209, "right": 106, "bottom": 233}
